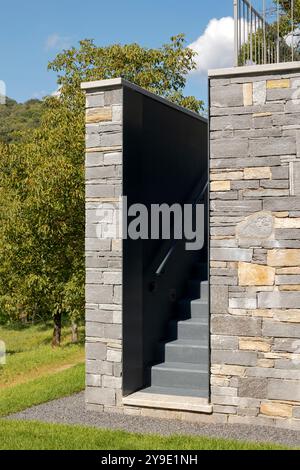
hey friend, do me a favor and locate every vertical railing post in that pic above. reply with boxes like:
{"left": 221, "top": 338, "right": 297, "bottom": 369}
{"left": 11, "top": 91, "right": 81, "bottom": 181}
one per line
{"left": 234, "top": 0, "right": 239, "bottom": 66}
{"left": 263, "top": 0, "right": 267, "bottom": 64}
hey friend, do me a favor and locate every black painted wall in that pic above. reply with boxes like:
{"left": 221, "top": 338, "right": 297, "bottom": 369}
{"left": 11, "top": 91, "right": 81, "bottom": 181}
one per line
{"left": 122, "top": 85, "right": 208, "bottom": 396}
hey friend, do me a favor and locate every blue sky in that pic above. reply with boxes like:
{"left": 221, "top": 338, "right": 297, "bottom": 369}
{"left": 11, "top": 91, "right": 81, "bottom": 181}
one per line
{"left": 0, "top": 0, "right": 257, "bottom": 104}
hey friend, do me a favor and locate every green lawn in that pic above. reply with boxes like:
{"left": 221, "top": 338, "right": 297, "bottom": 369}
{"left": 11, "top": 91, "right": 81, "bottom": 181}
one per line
{"left": 0, "top": 420, "right": 288, "bottom": 450}
{"left": 0, "top": 323, "right": 85, "bottom": 416}
{"left": 0, "top": 323, "right": 290, "bottom": 451}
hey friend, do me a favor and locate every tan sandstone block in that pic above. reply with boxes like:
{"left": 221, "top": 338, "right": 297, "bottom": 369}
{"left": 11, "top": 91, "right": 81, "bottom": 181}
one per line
{"left": 273, "top": 212, "right": 289, "bottom": 218}
{"left": 268, "top": 249, "right": 300, "bottom": 267}
{"left": 260, "top": 402, "right": 293, "bottom": 418}
{"left": 211, "top": 181, "right": 231, "bottom": 192}
{"left": 244, "top": 167, "right": 271, "bottom": 180}
{"left": 238, "top": 262, "right": 275, "bottom": 286}
{"left": 239, "top": 337, "right": 271, "bottom": 352}
{"left": 276, "top": 267, "right": 300, "bottom": 275}
{"left": 86, "top": 107, "right": 112, "bottom": 123}
{"left": 211, "top": 171, "right": 244, "bottom": 181}
{"left": 279, "top": 285, "right": 300, "bottom": 291}
{"left": 267, "top": 79, "right": 290, "bottom": 89}
{"left": 275, "top": 218, "right": 300, "bottom": 229}
{"left": 243, "top": 83, "right": 253, "bottom": 106}
{"left": 212, "top": 365, "right": 246, "bottom": 377}
{"left": 257, "top": 359, "right": 275, "bottom": 368}
{"left": 211, "top": 261, "right": 227, "bottom": 268}
{"left": 272, "top": 310, "right": 300, "bottom": 322}
{"left": 250, "top": 309, "right": 273, "bottom": 318}
{"left": 252, "top": 112, "right": 272, "bottom": 118}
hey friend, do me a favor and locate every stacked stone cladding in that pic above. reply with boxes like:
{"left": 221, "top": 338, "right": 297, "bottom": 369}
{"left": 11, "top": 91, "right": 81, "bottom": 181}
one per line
{"left": 84, "top": 84, "right": 123, "bottom": 413}
{"left": 210, "top": 67, "right": 300, "bottom": 429}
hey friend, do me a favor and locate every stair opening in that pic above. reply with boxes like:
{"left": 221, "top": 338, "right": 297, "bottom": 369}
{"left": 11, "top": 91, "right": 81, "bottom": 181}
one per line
{"left": 122, "top": 84, "right": 209, "bottom": 400}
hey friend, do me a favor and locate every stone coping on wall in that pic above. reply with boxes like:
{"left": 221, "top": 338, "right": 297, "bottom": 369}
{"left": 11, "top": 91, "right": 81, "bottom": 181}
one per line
{"left": 209, "top": 61, "right": 300, "bottom": 78}
{"left": 81, "top": 77, "right": 207, "bottom": 123}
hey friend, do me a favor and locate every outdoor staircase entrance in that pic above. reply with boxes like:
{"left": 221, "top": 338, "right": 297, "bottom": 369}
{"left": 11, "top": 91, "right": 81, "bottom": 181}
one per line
{"left": 144, "top": 262, "right": 209, "bottom": 399}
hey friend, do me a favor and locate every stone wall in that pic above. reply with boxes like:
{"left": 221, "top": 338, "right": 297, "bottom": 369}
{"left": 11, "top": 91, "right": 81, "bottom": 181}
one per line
{"left": 209, "top": 64, "right": 300, "bottom": 430}
{"left": 83, "top": 80, "right": 123, "bottom": 412}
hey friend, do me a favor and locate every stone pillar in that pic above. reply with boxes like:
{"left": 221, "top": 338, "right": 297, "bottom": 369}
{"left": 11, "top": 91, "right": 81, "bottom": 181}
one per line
{"left": 82, "top": 79, "right": 123, "bottom": 412}
{"left": 209, "top": 63, "right": 300, "bottom": 429}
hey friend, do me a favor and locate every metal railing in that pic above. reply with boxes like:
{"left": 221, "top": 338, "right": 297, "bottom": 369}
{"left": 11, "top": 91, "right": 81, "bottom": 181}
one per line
{"left": 234, "top": 0, "right": 300, "bottom": 66}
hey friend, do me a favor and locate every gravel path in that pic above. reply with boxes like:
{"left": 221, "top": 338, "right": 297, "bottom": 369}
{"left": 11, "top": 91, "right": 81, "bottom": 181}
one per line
{"left": 6, "top": 392, "right": 300, "bottom": 448}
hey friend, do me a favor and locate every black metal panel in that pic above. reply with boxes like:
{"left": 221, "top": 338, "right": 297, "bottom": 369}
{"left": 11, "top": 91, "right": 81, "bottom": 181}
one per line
{"left": 123, "top": 85, "right": 208, "bottom": 396}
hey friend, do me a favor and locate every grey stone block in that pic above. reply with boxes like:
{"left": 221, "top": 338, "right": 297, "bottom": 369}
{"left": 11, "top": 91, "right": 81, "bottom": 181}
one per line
{"left": 85, "top": 238, "right": 111, "bottom": 252}
{"left": 263, "top": 197, "right": 300, "bottom": 211}
{"left": 211, "top": 156, "right": 281, "bottom": 169}
{"left": 86, "top": 309, "right": 114, "bottom": 323}
{"left": 258, "top": 292, "right": 300, "bottom": 309}
{"left": 86, "top": 92, "right": 104, "bottom": 108}
{"left": 267, "top": 379, "right": 300, "bottom": 401}
{"left": 210, "top": 276, "right": 238, "bottom": 286}
{"left": 262, "top": 320, "right": 300, "bottom": 338}
{"left": 276, "top": 229, "right": 300, "bottom": 240}
{"left": 85, "top": 152, "right": 104, "bottom": 167}
{"left": 272, "top": 112, "right": 300, "bottom": 127}
{"left": 211, "top": 335, "right": 239, "bottom": 350}
{"left": 211, "top": 315, "right": 261, "bottom": 337}
{"left": 239, "top": 378, "right": 268, "bottom": 398}
{"left": 211, "top": 200, "right": 262, "bottom": 213}
{"left": 212, "top": 350, "right": 257, "bottom": 366}
{"left": 276, "top": 274, "right": 300, "bottom": 284}
{"left": 86, "top": 285, "right": 113, "bottom": 304}
{"left": 86, "top": 374, "right": 102, "bottom": 387}
{"left": 86, "top": 165, "right": 116, "bottom": 180}
{"left": 267, "top": 88, "right": 292, "bottom": 101}
{"left": 211, "top": 85, "right": 244, "bottom": 108}
{"left": 86, "top": 184, "right": 115, "bottom": 198}
{"left": 293, "top": 407, "right": 300, "bottom": 419}
{"left": 104, "top": 89, "right": 122, "bottom": 106}
{"left": 291, "top": 161, "right": 300, "bottom": 196}
{"left": 86, "top": 386, "right": 116, "bottom": 406}
{"left": 104, "top": 324, "right": 122, "bottom": 340}
{"left": 211, "top": 139, "right": 248, "bottom": 158}
{"left": 211, "top": 285, "right": 228, "bottom": 313}
{"left": 86, "top": 359, "right": 113, "bottom": 375}
{"left": 249, "top": 137, "right": 296, "bottom": 157}
{"left": 229, "top": 297, "right": 257, "bottom": 309}
{"left": 210, "top": 115, "right": 252, "bottom": 131}
{"left": 273, "top": 338, "right": 300, "bottom": 353}
{"left": 86, "top": 322, "right": 105, "bottom": 338}
{"left": 271, "top": 166, "right": 289, "bottom": 180}
{"left": 211, "top": 248, "right": 253, "bottom": 262}
{"left": 86, "top": 342, "right": 107, "bottom": 360}
{"left": 260, "top": 179, "right": 289, "bottom": 189}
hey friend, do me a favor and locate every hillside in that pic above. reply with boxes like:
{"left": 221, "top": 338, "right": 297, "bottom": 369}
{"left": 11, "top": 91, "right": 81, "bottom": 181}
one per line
{"left": 0, "top": 97, "right": 44, "bottom": 144}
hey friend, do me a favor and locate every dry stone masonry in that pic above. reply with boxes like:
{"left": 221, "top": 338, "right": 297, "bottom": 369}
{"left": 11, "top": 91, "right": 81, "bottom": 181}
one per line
{"left": 209, "top": 64, "right": 300, "bottom": 430}
{"left": 83, "top": 80, "right": 123, "bottom": 413}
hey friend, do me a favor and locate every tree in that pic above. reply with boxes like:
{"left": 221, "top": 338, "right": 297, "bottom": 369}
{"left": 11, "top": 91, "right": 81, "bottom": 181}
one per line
{"left": 0, "top": 35, "right": 203, "bottom": 345}
{"left": 0, "top": 98, "right": 43, "bottom": 144}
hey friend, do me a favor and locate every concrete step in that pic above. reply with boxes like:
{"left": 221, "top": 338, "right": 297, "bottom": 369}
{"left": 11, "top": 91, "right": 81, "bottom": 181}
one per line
{"left": 187, "top": 280, "right": 208, "bottom": 300}
{"left": 140, "top": 385, "right": 209, "bottom": 399}
{"left": 151, "top": 361, "right": 209, "bottom": 390}
{"left": 177, "top": 298, "right": 209, "bottom": 320}
{"left": 168, "top": 318, "right": 208, "bottom": 341}
{"left": 160, "top": 339, "right": 209, "bottom": 364}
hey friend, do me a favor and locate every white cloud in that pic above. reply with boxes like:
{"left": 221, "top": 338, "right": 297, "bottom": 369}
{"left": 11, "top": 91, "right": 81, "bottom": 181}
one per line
{"left": 189, "top": 17, "right": 234, "bottom": 76}
{"left": 45, "top": 33, "right": 71, "bottom": 51}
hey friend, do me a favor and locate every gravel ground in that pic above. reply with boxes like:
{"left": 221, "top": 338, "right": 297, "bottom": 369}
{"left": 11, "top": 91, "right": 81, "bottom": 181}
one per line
{"left": 6, "top": 392, "right": 300, "bottom": 448}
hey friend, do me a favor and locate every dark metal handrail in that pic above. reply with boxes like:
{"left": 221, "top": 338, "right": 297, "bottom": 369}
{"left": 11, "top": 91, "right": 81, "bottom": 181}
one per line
{"left": 146, "top": 175, "right": 208, "bottom": 278}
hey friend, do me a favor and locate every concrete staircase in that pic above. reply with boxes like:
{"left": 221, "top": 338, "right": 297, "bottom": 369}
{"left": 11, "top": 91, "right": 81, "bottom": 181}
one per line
{"left": 145, "top": 262, "right": 209, "bottom": 398}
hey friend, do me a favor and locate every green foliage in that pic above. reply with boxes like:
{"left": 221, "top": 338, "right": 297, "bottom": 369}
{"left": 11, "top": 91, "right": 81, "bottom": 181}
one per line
{"left": 0, "top": 420, "right": 289, "bottom": 450}
{"left": 0, "top": 34, "right": 202, "bottom": 330}
{"left": 0, "top": 98, "right": 43, "bottom": 144}
{"left": 48, "top": 35, "right": 204, "bottom": 113}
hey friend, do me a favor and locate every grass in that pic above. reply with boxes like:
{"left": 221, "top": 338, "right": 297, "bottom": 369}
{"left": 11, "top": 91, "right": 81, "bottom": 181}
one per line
{"left": 0, "top": 323, "right": 85, "bottom": 416}
{"left": 0, "top": 420, "right": 288, "bottom": 450}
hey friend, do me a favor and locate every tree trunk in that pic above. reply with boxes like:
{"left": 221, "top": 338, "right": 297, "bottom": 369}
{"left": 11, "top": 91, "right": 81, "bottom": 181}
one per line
{"left": 71, "top": 321, "right": 78, "bottom": 343}
{"left": 52, "top": 312, "right": 62, "bottom": 347}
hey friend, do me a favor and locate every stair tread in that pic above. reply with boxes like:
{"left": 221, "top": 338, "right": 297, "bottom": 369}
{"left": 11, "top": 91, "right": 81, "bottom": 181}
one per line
{"left": 173, "top": 318, "right": 208, "bottom": 326}
{"left": 152, "top": 361, "right": 208, "bottom": 373}
{"left": 141, "top": 386, "right": 209, "bottom": 398}
{"left": 179, "top": 298, "right": 208, "bottom": 305}
{"left": 163, "top": 339, "right": 208, "bottom": 348}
